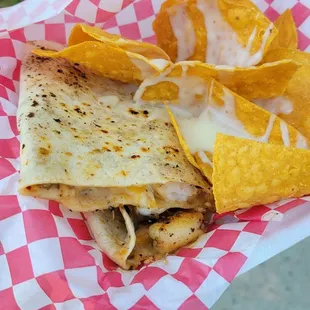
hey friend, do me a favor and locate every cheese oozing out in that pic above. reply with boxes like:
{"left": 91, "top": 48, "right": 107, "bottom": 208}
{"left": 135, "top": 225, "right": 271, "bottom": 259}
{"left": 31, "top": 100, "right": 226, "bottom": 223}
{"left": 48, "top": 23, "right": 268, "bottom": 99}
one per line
{"left": 135, "top": 63, "right": 308, "bottom": 155}
{"left": 253, "top": 97, "right": 294, "bottom": 116}
{"left": 175, "top": 79, "right": 280, "bottom": 154}
{"left": 168, "top": 4, "right": 196, "bottom": 61}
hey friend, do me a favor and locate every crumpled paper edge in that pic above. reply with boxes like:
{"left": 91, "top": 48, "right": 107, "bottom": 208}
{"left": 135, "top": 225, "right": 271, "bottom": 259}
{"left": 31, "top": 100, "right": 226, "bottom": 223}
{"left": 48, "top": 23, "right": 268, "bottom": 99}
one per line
{"left": 0, "top": 0, "right": 73, "bottom": 31}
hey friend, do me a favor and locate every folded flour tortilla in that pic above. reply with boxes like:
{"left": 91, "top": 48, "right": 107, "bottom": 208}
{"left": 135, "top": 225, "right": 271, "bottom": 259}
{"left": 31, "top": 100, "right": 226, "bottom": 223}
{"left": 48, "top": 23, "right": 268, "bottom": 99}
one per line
{"left": 17, "top": 41, "right": 212, "bottom": 267}
{"left": 85, "top": 208, "right": 204, "bottom": 269}
{"left": 18, "top": 41, "right": 213, "bottom": 215}
{"left": 84, "top": 207, "right": 137, "bottom": 269}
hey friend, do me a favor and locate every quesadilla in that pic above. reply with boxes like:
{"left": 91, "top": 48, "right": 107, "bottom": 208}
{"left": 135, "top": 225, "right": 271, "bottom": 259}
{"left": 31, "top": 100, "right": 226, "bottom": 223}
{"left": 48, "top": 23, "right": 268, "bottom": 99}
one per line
{"left": 17, "top": 41, "right": 213, "bottom": 268}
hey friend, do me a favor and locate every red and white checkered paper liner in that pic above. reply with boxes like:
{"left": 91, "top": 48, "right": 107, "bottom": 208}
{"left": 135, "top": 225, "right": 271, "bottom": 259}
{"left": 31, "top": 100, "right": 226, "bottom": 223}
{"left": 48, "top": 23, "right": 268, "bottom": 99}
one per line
{"left": 0, "top": 0, "right": 310, "bottom": 309}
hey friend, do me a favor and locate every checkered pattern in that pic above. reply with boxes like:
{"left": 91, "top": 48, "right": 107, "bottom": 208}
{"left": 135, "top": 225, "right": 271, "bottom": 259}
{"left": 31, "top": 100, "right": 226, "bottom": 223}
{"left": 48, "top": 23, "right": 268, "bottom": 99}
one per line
{"left": 1, "top": 0, "right": 310, "bottom": 309}
{"left": 211, "top": 197, "right": 310, "bottom": 223}
{"left": 0, "top": 0, "right": 73, "bottom": 32}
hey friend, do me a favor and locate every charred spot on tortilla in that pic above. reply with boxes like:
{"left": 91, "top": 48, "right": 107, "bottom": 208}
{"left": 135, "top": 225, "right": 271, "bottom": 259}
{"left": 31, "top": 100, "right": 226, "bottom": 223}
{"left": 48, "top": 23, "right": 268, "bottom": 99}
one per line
{"left": 103, "top": 146, "right": 111, "bottom": 152}
{"left": 27, "top": 112, "right": 35, "bottom": 118}
{"left": 31, "top": 100, "right": 39, "bottom": 107}
{"left": 113, "top": 146, "right": 122, "bottom": 152}
{"left": 164, "top": 146, "right": 179, "bottom": 154}
{"left": 129, "top": 108, "right": 139, "bottom": 115}
{"left": 73, "top": 107, "right": 86, "bottom": 115}
{"left": 39, "top": 147, "right": 50, "bottom": 156}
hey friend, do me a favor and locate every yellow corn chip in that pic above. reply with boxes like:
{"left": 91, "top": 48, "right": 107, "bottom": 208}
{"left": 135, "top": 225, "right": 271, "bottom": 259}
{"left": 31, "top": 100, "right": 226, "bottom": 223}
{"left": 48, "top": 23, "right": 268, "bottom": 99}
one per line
{"left": 256, "top": 48, "right": 310, "bottom": 141}
{"left": 193, "top": 151, "right": 213, "bottom": 182}
{"left": 212, "top": 60, "right": 299, "bottom": 99}
{"left": 262, "top": 48, "right": 310, "bottom": 66}
{"left": 153, "top": 0, "right": 206, "bottom": 63}
{"left": 136, "top": 60, "right": 300, "bottom": 101}
{"left": 34, "top": 41, "right": 164, "bottom": 84}
{"left": 153, "top": 0, "right": 277, "bottom": 66}
{"left": 281, "top": 66, "right": 310, "bottom": 140}
{"left": 68, "top": 24, "right": 171, "bottom": 61}
{"left": 269, "top": 9, "right": 298, "bottom": 50}
{"left": 213, "top": 134, "right": 310, "bottom": 213}
{"left": 254, "top": 66, "right": 310, "bottom": 142}
{"left": 135, "top": 67, "right": 309, "bottom": 182}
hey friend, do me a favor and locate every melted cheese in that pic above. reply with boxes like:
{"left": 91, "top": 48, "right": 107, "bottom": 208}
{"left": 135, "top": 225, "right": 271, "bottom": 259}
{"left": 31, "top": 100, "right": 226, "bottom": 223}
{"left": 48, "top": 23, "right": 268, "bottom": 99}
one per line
{"left": 253, "top": 97, "right": 293, "bottom": 116}
{"left": 198, "top": 151, "right": 213, "bottom": 167}
{"left": 134, "top": 63, "right": 208, "bottom": 112}
{"left": 136, "top": 67, "right": 283, "bottom": 154}
{"left": 149, "top": 59, "right": 170, "bottom": 71}
{"left": 280, "top": 120, "right": 290, "bottom": 147}
{"left": 136, "top": 64, "right": 308, "bottom": 157}
{"left": 176, "top": 85, "right": 278, "bottom": 153}
{"left": 130, "top": 57, "right": 156, "bottom": 79}
{"left": 196, "top": 0, "right": 272, "bottom": 67}
{"left": 169, "top": 4, "right": 196, "bottom": 61}
{"left": 296, "top": 133, "right": 308, "bottom": 149}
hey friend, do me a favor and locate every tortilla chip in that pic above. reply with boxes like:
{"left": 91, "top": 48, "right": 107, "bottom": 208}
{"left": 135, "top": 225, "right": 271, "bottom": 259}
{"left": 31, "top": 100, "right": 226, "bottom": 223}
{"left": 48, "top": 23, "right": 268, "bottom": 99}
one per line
{"left": 256, "top": 48, "right": 310, "bottom": 141}
{"left": 153, "top": 0, "right": 206, "bottom": 62}
{"left": 218, "top": 0, "right": 276, "bottom": 54}
{"left": 262, "top": 48, "right": 310, "bottom": 66}
{"left": 266, "top": 66, "right": 310, "bottom": 142}
{"left": 213, "top": 60, "right": 299, "bottom": 99}
{"left": 165, "top": 105, "right": 199, "bottom": 170}
{"left": 213, "top": 134, "right": 310, "bottom": 213}
{"left": 34, "top": 41, "right": 163, "bottom": 84}
{"left": 153, "top": 0, "right": 277, "bottom": 66}
{"left": 68, "top": 24, "right": 171, "bottom": 61}
{"left": 193, "top": 151, "right": 213, "bottom": 182}
{"left": 135, "top": 67, "right": 309, "bottom": 182}
{"left": 135, "top": 60, "right": 300, "bottom": 101}
{"left": 269, "top": 9, "right": 298, "bottom": 50}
